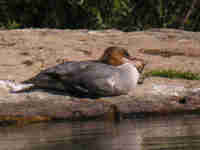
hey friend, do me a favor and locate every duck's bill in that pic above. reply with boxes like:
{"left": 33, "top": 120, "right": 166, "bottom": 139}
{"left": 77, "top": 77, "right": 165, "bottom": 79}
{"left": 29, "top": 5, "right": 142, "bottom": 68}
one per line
{"left": 128, "top": 56, "right": 145, "bottom": 62}
{"left": 125, "top": 56, "right": 147, "bottom": 73}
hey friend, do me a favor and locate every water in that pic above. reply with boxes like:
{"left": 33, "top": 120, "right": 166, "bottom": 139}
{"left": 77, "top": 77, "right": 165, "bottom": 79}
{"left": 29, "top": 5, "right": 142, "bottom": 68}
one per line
{"left": 1, "top": 114, "right": 200, "bottom": 150}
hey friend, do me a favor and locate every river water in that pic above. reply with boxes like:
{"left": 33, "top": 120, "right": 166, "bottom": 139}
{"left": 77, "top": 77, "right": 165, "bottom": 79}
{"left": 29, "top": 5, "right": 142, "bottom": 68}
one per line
{"left": 1, "top": 113, "right": 200, "bottom": 150}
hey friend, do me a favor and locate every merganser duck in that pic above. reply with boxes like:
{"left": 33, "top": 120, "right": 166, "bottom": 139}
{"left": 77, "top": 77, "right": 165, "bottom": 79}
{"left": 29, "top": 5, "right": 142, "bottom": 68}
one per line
{"left": 3, "top": 47, "right": 145, "bottom": 97}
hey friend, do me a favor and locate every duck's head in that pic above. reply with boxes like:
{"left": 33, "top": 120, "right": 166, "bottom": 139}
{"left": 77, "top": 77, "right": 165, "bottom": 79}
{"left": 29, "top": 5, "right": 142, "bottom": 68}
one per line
{"left": 100, "top": 46, "right": 146, "bottom": 72}
{"left": 100, "top": 47, "right": 133, "bottom": 66}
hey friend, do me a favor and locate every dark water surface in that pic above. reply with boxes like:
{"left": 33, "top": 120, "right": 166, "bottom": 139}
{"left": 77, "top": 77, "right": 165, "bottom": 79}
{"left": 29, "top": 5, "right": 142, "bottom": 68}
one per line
{"left": 1, "top": 114, "right": 200, "bottom": 150}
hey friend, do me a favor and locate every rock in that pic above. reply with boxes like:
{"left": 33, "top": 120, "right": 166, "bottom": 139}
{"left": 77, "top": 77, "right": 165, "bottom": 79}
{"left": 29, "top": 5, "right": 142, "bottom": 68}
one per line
{"left": 0, "top": 28, "right": 200, "bottom": 124}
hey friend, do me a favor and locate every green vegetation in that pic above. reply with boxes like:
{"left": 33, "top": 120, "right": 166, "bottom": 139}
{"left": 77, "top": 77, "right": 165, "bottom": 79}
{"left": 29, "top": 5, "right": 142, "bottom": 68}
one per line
{"left": 0, "top": 0, "right": 200, "bottom": 31}
{"left": 5, "top": 21, "right": 21, "bottom": 29}
{"left": 145, "top": 69, "right": 200, "bottom": 80}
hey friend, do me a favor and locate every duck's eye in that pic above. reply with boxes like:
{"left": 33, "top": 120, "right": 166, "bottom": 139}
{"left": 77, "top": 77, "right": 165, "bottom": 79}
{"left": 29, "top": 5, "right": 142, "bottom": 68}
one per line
{"left": 123, "top": 51, "right": 130, "bottom": 57}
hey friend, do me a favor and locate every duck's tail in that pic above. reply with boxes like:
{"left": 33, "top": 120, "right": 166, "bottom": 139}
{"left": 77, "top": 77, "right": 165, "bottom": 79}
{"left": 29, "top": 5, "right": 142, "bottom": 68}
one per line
{"left": 0, "top": 80, "right": 34, "bottom": 92}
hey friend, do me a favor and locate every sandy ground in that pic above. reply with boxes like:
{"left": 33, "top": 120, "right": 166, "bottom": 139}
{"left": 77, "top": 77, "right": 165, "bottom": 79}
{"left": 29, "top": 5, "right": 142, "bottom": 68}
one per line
{"left": 0, "top": 29, "right": 199, "bottom": 122}
{"left": 0, "top": 28, "right": 200, "bottom": 83}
